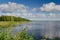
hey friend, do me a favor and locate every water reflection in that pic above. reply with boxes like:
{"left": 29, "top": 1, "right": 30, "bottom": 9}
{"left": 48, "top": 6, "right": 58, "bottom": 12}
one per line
{"left": 25, "top": 21, "right": 60, "bottom": 38}
{"left": 3, "top": 21, "right": 60, "bottom": 39}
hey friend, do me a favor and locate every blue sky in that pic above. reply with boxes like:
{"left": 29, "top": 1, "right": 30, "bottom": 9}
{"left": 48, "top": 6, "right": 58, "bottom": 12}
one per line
{"left": 0, "top": 0, "right": 60, "bottom": 20}
{"left": 0, "top": 0, "right": 60, "bottom": 7}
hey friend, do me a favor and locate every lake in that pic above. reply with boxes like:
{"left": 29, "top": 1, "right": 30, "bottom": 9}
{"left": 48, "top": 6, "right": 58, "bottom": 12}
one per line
{"left": 3, "top": 21, "right": 60, "bottom": 40}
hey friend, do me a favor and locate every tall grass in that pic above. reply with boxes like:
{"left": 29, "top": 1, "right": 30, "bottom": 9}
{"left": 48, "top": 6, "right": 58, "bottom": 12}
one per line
{"left": 0, "top": 28, "right": 33, "bottom": 40}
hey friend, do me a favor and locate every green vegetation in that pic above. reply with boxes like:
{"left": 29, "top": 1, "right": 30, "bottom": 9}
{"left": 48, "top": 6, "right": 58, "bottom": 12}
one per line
{"left": 0, "top": 21, "right": 22, "bottom": 27}
{"left": 0, "top": 28, "right": 33, "bottom": 40}
{"left": 0, "top": 16, "right": 30, "bottom": 27}
{"left": 0, "top": 16, "right": 33, "bottom": 40}
{"left": 0, "top": 16, "right": 30, "bottom": 21}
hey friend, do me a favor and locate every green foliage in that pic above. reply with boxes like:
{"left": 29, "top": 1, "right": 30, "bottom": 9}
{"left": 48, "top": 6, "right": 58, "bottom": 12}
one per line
{"left": 0, "top": 16, "right": 30, "bottom": 21}
{"left": 14, "top": 28, "right": 33, "bottom": 40}
{"left": 0, "top": 28, "right": 33, "bottom": 40}
{"left": 29, "top": 36, "right": 33, "bottom": 40}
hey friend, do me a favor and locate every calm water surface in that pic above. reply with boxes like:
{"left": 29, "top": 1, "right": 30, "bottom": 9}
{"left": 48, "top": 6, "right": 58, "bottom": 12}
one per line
{"left": 4, "top": 21, "right": 60, "bottom": 40}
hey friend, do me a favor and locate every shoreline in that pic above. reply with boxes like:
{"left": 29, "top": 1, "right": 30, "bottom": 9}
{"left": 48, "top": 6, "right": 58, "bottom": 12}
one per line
{"left": 0, "top": 21, "right": 29, "bottom": 28}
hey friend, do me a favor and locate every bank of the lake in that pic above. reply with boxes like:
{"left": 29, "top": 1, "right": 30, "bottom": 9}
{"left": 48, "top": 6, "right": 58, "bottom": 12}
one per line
{"left": 0, "top": 21, "right": 29, "bottom": 28}
{"left": 0, "top": 16, "right": 30, "bottom": 27}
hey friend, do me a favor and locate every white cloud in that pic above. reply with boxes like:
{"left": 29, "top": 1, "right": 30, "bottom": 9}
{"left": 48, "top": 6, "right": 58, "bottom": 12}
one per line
{"left": 0, "top": 2, "right": 60, "bottom": 20}
{"left": 26, "top": 14, "right": 46, "bottom": 20}
{"left": 37, "top": 14, "right": 46, "bottom": 17}
{"left": 32, "top": 2, "right": 60, "bottom": 12}
{"left": 1, "top": 12, "right": 47, "bottom": 20}
{"left": 0, "top": 2, "right": 28, "bottom": 13}
{"left": 31, "top": 2, "right": 60, "bottom": 20}
{"left": 40, "top": 2, "right": 60, "bottom": 12}
{"left": 1, "top": 12, "right": 60, "bottom": 20}
{"left": 32, "top": 8, "right": 38, "bottom": 12}
{"left": 40, "top": 2, "right": 55, "bottom": 12}
{"left": 0, "top": 2, "right": 33, "bottom": 19}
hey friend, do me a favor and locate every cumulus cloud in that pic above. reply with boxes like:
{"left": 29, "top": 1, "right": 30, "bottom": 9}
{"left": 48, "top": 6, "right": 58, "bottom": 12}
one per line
{"left": 32, "top": 2, "right": 60, "bottom": 12}
{"left": 32, "top": 8, "right": 39, "bottom": 12}
{"left": 26, "top": 13, "right": 47, "bottom": 20}
{"left": 40, "top": 2, "right": 56, "bottom": 12}
{"left": 0, "top": 2, "right": 60, "bottom": 20}
{"left": 0, "top": 2, "right": 28, "bottom": 13}
{"left": 0, "top": 2, "right": 33, "bottom": 19}
{"left": 40, "top": 2, "right": 60, "bottom": 12}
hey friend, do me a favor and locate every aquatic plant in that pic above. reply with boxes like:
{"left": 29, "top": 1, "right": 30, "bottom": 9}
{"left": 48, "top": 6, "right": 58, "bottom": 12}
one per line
{"left": 0, "top": 28, "right": 33, "bottom": 40}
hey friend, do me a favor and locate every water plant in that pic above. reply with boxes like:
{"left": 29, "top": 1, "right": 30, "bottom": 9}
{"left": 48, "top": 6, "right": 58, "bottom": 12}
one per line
{"left": 0, "top": 28, "right": 33, "bottom": 40}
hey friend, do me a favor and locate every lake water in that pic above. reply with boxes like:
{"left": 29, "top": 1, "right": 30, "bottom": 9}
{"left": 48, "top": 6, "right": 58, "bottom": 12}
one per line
{"left": 4, "top": 21, "right": 60, "bottom": 40}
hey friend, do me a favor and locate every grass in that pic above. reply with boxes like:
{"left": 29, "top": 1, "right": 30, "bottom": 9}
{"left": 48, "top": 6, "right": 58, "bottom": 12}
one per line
{"left": 0, "top": 21, "right": 19, "bottom": 27}
{"left": 0, "top": 21, "right": 28, "bottom": 28}
{"left": 0, "top": 28, "right": 33, "bottom": 40}
{"left": 0, "top": 21, "right": 33, "bottom": 40}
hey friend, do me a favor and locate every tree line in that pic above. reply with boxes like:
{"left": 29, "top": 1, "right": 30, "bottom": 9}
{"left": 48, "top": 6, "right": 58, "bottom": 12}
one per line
{"left": 0, "top": 16, "right": 30, "bottom": 21}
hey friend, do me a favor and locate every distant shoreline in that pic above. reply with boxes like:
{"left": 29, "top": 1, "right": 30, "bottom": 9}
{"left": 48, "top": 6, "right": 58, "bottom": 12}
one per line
{"left": 31, "top": 20, "right": 60, "bottom": 22}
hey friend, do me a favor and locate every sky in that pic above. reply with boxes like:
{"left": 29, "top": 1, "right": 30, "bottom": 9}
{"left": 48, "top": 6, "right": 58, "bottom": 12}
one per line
{"left": 0, "top": 0, "right": 60, "bottom": 20}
